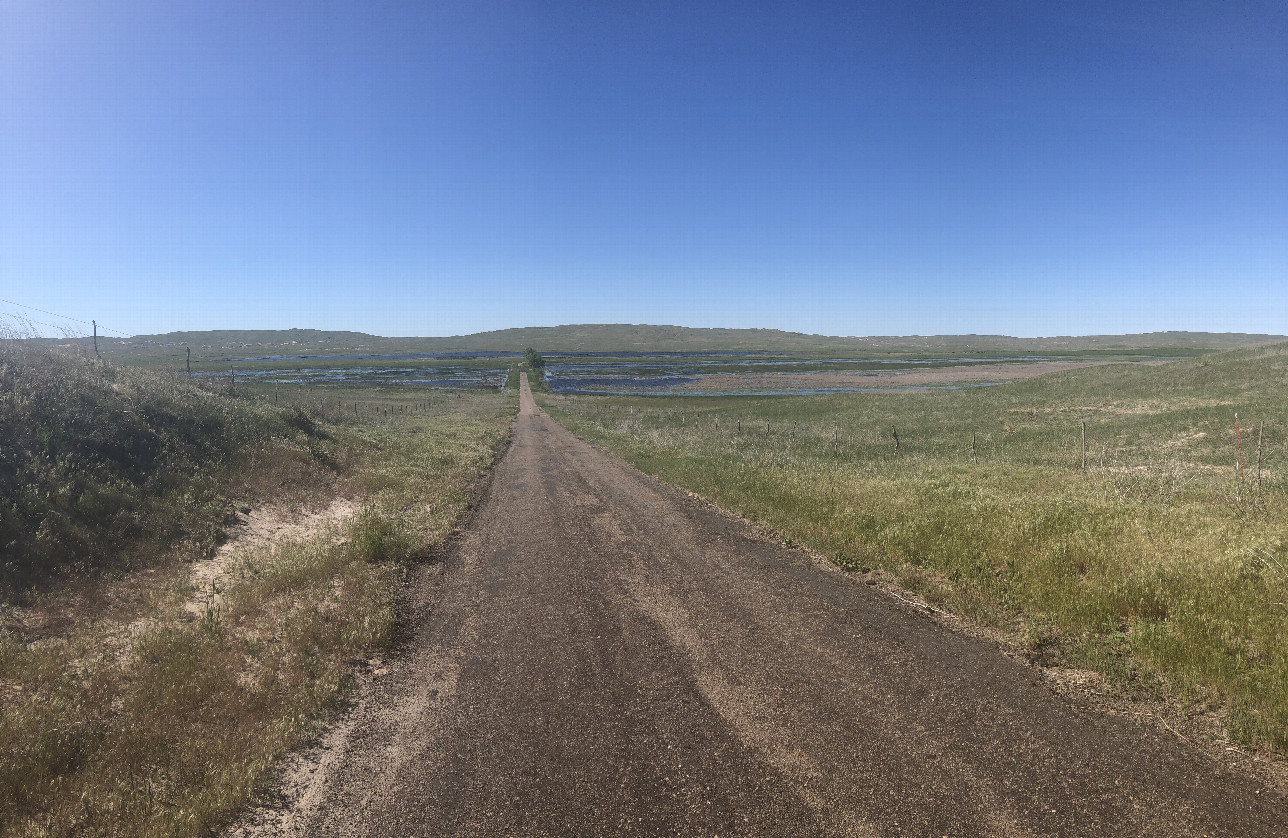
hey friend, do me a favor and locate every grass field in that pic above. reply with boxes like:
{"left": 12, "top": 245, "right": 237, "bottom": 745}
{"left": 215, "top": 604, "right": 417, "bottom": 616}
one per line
{"left": 541, "top": 342, "right": 1288, "bottom": 756}
{"left": 0, "top": 345, "right": 515, "bottom": 837}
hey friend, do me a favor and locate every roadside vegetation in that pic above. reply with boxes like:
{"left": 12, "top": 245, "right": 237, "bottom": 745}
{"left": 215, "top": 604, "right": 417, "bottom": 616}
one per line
{"left": 0, "top": 343, "right": 515, "bottom": 837}
{"left": 0, "top": 343, "right": 334, "bottom": 594}
{"left": 541, "top": 342, "right": 1288, "bottom": 756}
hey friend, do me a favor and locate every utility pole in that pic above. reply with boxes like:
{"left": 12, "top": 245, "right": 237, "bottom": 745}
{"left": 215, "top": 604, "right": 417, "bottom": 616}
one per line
{"left": 186, "top": 346, "right": 192, "bottom": 378}
{"left": 93, "top": 320, "right": 101, "bottom": 359}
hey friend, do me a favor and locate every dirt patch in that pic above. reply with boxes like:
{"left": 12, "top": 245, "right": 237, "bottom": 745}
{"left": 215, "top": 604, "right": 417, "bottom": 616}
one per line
{"left": 0, "top": 497, "right": 360, "bottom": 668}
{"left": 184, "top": 498, "right": 357, "bottom": 620}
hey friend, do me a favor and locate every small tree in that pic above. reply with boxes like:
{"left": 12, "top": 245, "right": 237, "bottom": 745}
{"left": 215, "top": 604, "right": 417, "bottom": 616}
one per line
{"left": 523, "top": 347, "right": 546, "bottom": 371}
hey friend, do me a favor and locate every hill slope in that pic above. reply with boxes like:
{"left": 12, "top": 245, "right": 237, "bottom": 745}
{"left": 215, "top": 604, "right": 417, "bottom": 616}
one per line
{"left": 0, "top": 344, "right": 331, "bottom": 592}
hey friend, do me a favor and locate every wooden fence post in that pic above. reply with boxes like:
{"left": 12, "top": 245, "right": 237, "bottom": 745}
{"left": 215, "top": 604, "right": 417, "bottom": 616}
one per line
{"left": 972, "top": 431, "right": 977, "bottom": 464}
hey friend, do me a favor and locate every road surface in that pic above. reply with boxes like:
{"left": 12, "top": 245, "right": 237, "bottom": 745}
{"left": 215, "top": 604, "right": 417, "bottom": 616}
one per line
{"left": 235, "top": 373, "right": 1286, "bottom": 837}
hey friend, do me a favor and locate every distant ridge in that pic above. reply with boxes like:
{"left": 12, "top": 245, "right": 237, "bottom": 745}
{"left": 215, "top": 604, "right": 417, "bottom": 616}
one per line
{"left": 42, "top": 324, "right": 1287, "bottom": 362}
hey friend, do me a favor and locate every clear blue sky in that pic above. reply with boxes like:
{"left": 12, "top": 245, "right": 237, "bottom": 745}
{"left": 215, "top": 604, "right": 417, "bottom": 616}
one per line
{"left": 2, "top": 1, "right": 1285, "bottom": 338}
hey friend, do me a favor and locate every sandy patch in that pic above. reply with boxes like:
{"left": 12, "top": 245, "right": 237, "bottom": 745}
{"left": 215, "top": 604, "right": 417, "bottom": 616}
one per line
{"left": 184, "top": 497, "right": 357, "bottom": 620}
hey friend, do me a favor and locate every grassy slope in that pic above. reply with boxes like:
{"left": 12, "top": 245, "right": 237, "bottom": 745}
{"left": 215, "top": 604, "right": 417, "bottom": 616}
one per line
{"left": 40, "top": 325, "right": 1286, "bottom": 366}
{"left": 541, "top": 342, "right": 1288, "bottom": 755}
{"left": 0, "top": 346, "right": 338, "bottom": 594}
{"left": 0, "top": 348, "right": 517, "bottom": 837}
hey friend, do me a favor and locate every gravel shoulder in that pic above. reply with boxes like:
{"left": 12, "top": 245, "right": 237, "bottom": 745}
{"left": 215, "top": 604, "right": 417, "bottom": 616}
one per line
{"left": 228, "top": 373, "right": 1287, "bottom": 837}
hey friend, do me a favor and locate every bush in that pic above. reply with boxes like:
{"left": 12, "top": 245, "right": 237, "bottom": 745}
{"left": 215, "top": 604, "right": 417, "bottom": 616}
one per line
{"left": 523, "top": 347, "right": 546, "bottom": 370}
{"left": 346, "top": 509, "right": 414, "bottom": 563}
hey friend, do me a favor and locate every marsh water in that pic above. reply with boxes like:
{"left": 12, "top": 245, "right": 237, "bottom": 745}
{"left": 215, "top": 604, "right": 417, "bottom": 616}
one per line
{"left": 205, "top": 351, "right": 1077, "bottom": 395}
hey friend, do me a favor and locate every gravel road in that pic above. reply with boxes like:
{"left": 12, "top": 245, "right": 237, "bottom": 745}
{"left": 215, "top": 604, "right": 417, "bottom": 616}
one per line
{"left": 232, "top": 373, "right": 1286, "bottom": 837}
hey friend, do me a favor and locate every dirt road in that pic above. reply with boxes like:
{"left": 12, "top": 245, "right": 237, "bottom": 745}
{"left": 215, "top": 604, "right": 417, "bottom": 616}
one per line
{"left": 236, "top": 373, "right": 1286, "bottom": 837}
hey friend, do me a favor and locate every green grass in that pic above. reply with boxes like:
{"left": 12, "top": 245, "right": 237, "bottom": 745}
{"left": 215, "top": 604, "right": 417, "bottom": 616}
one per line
{"left": 0, "top": 347, "right": 517, "bottom": 837}
{"left": 540, "top": 342, "right": 1288, "bottom": 755}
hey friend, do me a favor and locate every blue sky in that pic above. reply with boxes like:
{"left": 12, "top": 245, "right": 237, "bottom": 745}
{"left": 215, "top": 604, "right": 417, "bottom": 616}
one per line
{"left": 1, "top": 1, "right": 1285, "bottom": 338}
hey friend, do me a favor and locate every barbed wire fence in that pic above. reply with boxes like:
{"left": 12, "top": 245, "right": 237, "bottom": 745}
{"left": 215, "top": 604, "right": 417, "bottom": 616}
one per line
{"left": 0, "top": 298, "right": 131, "bottom": 358}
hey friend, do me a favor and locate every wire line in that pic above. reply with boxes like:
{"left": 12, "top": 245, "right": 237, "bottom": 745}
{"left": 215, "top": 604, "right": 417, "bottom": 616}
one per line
{"left": 0, "top": 298, "right": 130, "bottom": 336}
{"left": 0, "top": 313, "right": 86, "bottom": 335}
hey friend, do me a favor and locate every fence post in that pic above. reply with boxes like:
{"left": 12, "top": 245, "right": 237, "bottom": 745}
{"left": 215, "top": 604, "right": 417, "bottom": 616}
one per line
{"left": 893, "top": 427, "right": 900, "bottom": 455}
{"left": 972, "top": 431, "right": 978, "bottom": 464}
{"left": 186, "top": 346, "right": 191, "bottom": 378}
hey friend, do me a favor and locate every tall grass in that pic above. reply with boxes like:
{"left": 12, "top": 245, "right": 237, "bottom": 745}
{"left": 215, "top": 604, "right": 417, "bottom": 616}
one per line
{"left": 0, "top": 350, "right": 515, "bottom": 837}
{"left": 542, "top": 343, "right": 1288, "bottom": 754}
{"left": 0, "top": 344, "right": 336, "bottom": 594}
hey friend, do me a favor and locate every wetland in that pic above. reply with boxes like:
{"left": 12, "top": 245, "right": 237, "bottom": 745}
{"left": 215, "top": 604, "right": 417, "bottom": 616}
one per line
{"left": 202, "top": 349, "right": 1180, "bottom": 396}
